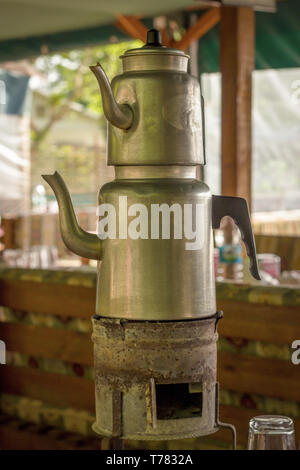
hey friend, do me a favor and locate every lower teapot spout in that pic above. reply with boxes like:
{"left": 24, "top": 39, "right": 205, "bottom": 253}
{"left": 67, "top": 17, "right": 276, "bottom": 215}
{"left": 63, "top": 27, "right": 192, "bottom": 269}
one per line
{"left": 42, "top": 171, "right": 102, "bottom": 260}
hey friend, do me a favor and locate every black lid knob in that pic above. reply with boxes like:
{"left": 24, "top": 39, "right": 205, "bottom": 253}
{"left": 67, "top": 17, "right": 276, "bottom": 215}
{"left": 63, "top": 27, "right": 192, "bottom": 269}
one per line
{"left": 146, "top": 29, "right": 162, "bottom": 47}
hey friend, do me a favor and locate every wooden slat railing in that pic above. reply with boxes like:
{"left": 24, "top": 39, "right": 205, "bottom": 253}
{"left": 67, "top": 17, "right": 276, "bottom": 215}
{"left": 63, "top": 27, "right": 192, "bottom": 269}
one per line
{"left": 218, "top": 352, "right": 300, "bottom": 402}
{"left": 0, "top": 322, "right": 93, "bottom": 365}
{"left": 0, "top": 270, "right": 299, "bottom": 449}
{"left": 217, "top": 299, "right": 300, "bottom": 345}
{"left": 0, "top": 278, "right": 95, "bottom": 318}
{"left": 0, "top": 366, "right": 94, "bottom": 412}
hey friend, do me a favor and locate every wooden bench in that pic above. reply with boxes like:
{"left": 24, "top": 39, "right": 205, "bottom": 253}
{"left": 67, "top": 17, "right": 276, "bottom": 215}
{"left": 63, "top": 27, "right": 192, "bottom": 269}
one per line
{"left": 0, "top": 268, "right": 299, "bottom": 449}
{"left": 255, "top": 234, "right": 300, "bottom": 270}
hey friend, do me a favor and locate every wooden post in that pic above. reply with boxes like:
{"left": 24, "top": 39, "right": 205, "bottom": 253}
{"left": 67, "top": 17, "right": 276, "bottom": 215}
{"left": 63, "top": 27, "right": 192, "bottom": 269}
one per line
{"left": 100, "top": 437, "right": 124, "bottom": 450}
{"left": 220, "top": 6, "right": 255, "bottom": 209}
{"left": 173, "top": 8, "right": 220, "bottom": 51}
{"left": 187, "top": 13, "right": 199, "bottom": 78}
{"left": 2, "top": 217, "right": 16, "bottom": 249}
{"left": 115, "top": 14, "right": 148, "bottom": 43}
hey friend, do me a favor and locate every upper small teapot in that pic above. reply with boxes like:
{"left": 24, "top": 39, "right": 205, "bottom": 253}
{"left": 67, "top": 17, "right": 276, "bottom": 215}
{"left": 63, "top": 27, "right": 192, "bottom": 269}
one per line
{"left": 90, "top": 29, "right": 205, "bottom": 166}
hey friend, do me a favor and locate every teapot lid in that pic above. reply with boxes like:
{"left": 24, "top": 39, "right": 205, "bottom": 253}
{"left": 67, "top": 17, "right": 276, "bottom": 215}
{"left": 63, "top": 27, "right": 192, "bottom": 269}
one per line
{"left": 120, "top": 29, "right": 189, "bottom": 72}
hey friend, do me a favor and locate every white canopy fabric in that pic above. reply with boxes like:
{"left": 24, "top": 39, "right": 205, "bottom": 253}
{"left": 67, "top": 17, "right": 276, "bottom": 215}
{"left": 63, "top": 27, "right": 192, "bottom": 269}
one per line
{"left": 0, "top": 0, "right": 196, "bottom": 41}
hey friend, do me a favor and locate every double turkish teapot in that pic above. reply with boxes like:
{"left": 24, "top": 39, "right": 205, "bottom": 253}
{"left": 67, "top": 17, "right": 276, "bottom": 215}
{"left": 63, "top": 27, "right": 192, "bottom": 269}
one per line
{"left": 43, "top": 29, "right": 259, "bottom": 322}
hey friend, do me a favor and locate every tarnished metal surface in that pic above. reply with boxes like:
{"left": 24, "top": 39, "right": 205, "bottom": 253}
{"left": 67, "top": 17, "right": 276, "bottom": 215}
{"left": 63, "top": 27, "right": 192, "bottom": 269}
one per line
{"left": 121, "top": 44, "right": 189, "bottom": 73}
{"left": 92, "top": 315, "right": 220, "bottom": 440}
{"left": 108, "top": 71, "right": 204, "bottom": 166}
{"left": 115, "top": 165, "right": 198, "bottom": 180}
{"left": 90, "top": 64, "right": 133, "bottom": 130}
{"left": 89, "top": 29, "right": 204, "bottom": 165}
{"left": 97, "top": 176, "right": 215, "bottom": 320}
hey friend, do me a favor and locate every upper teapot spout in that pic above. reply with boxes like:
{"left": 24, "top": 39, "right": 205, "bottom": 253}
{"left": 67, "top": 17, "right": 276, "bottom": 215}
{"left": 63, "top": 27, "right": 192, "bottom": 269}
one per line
{"left": 90, "top": 63, "right": 133, "bottom": 130}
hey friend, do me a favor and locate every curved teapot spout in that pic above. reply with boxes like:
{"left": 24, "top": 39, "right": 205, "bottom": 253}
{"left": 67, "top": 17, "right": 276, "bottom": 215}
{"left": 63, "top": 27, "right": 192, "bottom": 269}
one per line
{"left": 90, "top": 63, "right": 133, "bottom": 130}
{"left": 42, "top": 172, "right": 102, "bottom": 260}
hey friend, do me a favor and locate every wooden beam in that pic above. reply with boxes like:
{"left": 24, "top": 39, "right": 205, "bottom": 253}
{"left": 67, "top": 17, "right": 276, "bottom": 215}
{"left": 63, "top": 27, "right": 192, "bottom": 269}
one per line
{"left": 218, "top": 351, "right": 300, "bottom": 402}
{"left": 1, "top": 218, "right": 16, "bottom": 249}
{"left": 220, "top": 6, "right": 255, "bottom": 208}
{"left": 185, "top": 2, "right": 220, "bottom": 12}
{"left": 0, "top": 322, "right": 93, "bottom": 365}
{"left": 172, "top": 8, "right": 220, "bottom": 51}
{"left": 217, "top": 299, "right": 300, "bottom": 345}
{"left": 160, "top": 27, "right": 171, "bottom": 46}
{"left": 1, "top": 407, "right": 299, "bottom": 450}
{"left": 1, "top": 298, "right": 298, "bottom": 368}
{"left": 0, "top": 366, "right": 95, "bottom": 412}
{"left": 0, "top": 278, "right": 96, "bottom": 318}
{"left": 114, "top": 10, "right": 219, "bottom": 52}
{"left": 0, "top": 414, "right": 100, "bottom": 450}
{"left": 115, "top": 14, "right": 148, "bottom": 43}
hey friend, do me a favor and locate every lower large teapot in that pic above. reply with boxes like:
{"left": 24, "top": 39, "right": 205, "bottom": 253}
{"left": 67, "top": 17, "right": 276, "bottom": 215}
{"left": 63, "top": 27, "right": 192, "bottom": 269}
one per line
{"left": 43, "top": 167, "right": 259, "bottom": 321}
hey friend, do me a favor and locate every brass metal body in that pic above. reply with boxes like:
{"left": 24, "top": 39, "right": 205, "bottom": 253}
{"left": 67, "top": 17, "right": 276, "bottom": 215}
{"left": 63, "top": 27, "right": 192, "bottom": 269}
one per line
{"left": 91, "top": 43, "right": 204, "bottom": 166}
{"left": 97, "top": 166, "right": 215, "bottom": 320}
{"left": 108, "top": 73, "right": 204, "bottom": 166}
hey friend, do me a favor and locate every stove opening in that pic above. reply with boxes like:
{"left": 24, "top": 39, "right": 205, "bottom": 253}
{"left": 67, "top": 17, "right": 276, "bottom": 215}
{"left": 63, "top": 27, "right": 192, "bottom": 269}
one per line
{"left": 155, "top": 383, "right": 203, "bottom": 420}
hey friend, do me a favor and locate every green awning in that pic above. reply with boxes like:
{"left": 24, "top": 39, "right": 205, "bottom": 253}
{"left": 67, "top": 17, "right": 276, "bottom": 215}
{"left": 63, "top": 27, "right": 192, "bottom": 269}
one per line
{"left": 198, "top": 0, "right": 300, "bottom": 72}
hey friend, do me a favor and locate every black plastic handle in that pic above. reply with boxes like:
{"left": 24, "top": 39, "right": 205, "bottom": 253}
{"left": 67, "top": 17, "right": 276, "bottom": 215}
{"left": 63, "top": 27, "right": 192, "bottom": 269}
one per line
{"left": 212, "top": 195, "right": 261, "bottom": 280}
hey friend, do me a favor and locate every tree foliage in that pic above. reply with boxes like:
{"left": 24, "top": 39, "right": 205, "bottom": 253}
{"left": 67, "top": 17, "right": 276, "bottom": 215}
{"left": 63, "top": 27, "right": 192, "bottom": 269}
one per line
{"left": 30, "top": 40, "right": 141, "bottom": 203}
{"left": 32, "top": 39, "right": 142, "bottom": 141}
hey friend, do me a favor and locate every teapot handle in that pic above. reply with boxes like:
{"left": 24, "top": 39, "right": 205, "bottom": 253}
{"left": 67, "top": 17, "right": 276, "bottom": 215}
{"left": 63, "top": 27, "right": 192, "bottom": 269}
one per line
{"left": 211, "top": 195, "right": 260, "bottom": 280}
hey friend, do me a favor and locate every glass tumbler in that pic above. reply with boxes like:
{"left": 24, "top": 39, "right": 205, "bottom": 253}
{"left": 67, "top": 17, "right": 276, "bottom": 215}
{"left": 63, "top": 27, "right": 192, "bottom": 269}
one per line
{"left": 248, "top": 415, "right": 296, "bottom": 450}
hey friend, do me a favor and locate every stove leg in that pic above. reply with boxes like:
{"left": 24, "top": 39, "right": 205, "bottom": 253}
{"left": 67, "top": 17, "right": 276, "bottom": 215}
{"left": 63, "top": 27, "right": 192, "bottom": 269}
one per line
{"left": 215, "top": 382, "right": 237, "bottom": 450}
{"left": 101, "top": 437, "right": 125, "bottom": 450}
{"left": 217, "top": 421, "right": 237, "bottom": 450}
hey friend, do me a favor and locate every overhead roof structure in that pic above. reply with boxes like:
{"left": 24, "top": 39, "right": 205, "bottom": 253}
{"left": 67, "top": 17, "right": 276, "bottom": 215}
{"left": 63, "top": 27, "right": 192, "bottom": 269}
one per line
{"left": 0, "top": 0, "right": 198, "bottom": 42}
{"left": 0, "top": 0, "right": 299, "bottom": 70}
{"left": 0, "top": 0, "right": 299, "bottom": 211}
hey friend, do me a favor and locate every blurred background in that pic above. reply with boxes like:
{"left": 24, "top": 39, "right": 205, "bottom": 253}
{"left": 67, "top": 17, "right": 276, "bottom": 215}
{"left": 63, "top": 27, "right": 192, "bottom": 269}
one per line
{"left": 0, "top": 0, "right": 299, "bottom": 451}
{"left": 0, "top": 1, "right": 299, "bottom": 284}
{"left": 0, "top": 40, "right": 139, "bottom": 267}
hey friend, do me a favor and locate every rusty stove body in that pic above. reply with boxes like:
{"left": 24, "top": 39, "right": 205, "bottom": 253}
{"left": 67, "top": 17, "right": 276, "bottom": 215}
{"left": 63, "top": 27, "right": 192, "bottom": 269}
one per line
{"left": 92, "top": 315, "right": 221, "bottom": 440}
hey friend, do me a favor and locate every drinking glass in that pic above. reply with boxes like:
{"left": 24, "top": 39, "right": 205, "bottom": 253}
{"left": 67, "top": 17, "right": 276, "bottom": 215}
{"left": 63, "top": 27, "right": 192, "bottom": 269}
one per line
{"left": 248, "top": 415, "right": 296, "bottom": 450}
{"left": 257, "top": 253, "right": 281, "bottom": 279}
